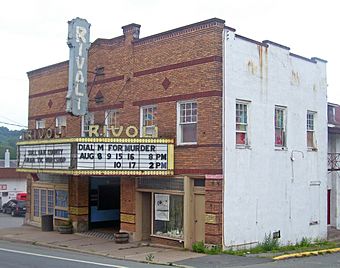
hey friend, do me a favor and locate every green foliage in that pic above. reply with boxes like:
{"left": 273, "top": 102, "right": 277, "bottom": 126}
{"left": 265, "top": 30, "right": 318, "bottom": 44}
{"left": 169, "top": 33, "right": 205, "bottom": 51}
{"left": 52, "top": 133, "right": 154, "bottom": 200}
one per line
{"left": 192, "top": 241, "right": 206, "bottom": 253}
{"left": 193, "top": 236, "right": 337, "bottom": 256}
{"left": 223, "top": 236, "right": 336, "bottom": 256}
{"left": 0, "top": 126, "right": 24, "bottom": 159}
{"left": 298, "top": 237, "right": 312, "bottom": 247}
{"left": 145, "top": 253, "right": 155, "bottom": 262}
{"left": 260, "top": 233, "right": 280, "bottom": 251}
{"left": 208, "top": 245, "right": 222, "bottom": 255}
{"left": 192, "top": 241, "right": 222, "bottom": 254}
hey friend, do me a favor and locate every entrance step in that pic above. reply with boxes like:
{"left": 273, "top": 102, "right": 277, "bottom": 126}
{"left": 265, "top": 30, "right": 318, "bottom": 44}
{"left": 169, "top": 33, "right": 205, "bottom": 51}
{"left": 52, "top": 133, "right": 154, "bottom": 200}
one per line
{"left": 79, "top": 230, "right": 116, "bottom": 241}
{"left": 327, "top": 226, "right": 340, "bottom": 242}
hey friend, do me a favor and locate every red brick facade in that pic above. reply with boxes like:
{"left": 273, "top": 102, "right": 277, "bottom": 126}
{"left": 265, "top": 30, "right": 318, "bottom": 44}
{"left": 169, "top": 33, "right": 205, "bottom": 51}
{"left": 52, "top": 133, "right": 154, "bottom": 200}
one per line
{"left": 26, "top": 18, "right": 225, "bottom": 246}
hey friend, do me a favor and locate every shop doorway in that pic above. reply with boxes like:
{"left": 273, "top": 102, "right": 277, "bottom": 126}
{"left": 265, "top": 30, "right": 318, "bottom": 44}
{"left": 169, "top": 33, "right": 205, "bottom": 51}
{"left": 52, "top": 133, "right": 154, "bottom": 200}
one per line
{"left": 141, "top": 192, "right": 151, "bottom": 240}
{"left": 89, "top": 177, "right": 120, "bottom": 231}
{"left": 194, "top": 193, "right": 205, "bottom": 243}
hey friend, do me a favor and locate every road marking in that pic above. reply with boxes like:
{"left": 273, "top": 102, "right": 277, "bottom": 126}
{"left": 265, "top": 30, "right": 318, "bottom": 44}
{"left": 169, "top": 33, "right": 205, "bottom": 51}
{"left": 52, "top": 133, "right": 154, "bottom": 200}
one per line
{"left": 273, "top": 248, "right": 340, "bottom": 260}
{"left": 0, "top": 247, "right": 129, "bottom": 268}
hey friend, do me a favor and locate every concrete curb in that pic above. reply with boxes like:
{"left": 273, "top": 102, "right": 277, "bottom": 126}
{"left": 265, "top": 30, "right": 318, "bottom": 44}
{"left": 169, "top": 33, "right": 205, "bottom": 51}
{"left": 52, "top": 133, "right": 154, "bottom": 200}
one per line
{"left": 0, "top": 236, "right": 190, "bottom": 268}
{"left": 273, "top": 247, "right": 340, "bottom": 260}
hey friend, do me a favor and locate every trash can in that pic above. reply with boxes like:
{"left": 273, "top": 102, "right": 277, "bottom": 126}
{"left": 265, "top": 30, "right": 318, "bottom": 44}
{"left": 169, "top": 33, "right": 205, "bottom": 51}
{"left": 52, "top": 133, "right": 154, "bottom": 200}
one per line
{"left": 41, "top": 214, "right": 53, "bottom": 231}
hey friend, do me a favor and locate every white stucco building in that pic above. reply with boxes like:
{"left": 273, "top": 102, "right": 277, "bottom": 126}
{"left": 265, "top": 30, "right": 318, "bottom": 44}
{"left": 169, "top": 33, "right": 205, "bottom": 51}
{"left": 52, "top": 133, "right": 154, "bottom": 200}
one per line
{"left": 223, "top": 28, "right": 328, "bottom": 247}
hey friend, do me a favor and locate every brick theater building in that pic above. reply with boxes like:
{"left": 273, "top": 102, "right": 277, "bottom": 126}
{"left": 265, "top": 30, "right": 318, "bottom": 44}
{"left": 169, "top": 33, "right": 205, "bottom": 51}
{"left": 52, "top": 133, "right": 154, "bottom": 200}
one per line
{"left": 18, "top": 18, "right": 327, "bottom": 249}
{"left": 19, "top": 18, "right": 224, "bottom": 248}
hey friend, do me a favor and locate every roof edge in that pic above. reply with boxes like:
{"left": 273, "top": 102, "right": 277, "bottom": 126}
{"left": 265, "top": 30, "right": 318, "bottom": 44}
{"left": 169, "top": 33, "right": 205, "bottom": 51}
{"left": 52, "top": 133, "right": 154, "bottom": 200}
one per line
{"left": 27, "top": 60, "right": 69, "bottom": 78}
{"left": 134, "top": 18, "right": 225, "bottom": 45}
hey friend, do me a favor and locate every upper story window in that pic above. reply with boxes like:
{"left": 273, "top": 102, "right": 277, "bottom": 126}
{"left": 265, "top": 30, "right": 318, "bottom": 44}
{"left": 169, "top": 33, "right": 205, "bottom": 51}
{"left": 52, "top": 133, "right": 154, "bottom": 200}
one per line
{"left": 141, "top": 105, "right": 157, "bottom": 137}
{"left": 236, "top": 101, "right": 249, "bottom": 146}
{"left": 275, "top": 106, "right": 287, "bottom": 148}
{"left": 82, "top": 112, "right": 94, "bottom": 137}
{"left": 328, "top": 106, "right": 336, "bottom": 123}
{"left": 35, "top": 119, "right": 46, "bottom": 129}
{"left": 177, "top": 101, "right": 197, "bottom": 145}
{"left": 105, "top": 110, "right": 119, "bottom": 137}
{"left": 307, "top": 111, "right": 316, "bottom": 149}
{"left": 56, "top": 116, "right": 66, "bottom": 128}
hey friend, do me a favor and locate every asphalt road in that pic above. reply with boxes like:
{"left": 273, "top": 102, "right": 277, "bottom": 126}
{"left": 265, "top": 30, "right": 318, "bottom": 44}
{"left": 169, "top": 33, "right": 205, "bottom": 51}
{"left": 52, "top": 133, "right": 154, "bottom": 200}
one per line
{"left": 0, "top": 212, "right": 24, "bottom": 229}
{"left": 177, "top": 253, "right": 340, "bottom": 268}
{"left": 0, "top": 240, "right": 168, "bottom": 268}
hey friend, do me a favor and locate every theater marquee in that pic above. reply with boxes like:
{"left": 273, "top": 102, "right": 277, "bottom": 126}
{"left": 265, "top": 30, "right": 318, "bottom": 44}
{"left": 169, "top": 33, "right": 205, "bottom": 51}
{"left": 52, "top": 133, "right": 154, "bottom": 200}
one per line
{"left": 17, "top": 138, "right": 174, "bottom": 176}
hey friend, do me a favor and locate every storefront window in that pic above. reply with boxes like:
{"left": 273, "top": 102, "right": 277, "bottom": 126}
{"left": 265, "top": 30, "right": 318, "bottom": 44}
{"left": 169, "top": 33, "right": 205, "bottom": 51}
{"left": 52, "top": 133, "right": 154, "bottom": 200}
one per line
{"left": 55, "top": 190, "right": 69, "bottom": 218}
{"left": 48, "top": 190, "right": 54, "bottom": 215}
{"left": 40, "top": 190, "right": 46, "bottom": 215}
{"left": 153, "top": 194, "right": 183, "bottom": 239}
{"left": 34, "top": 189, "right": 39, "bottom": 217}
{"left": 32, "top": 187, "right": 68, "bottom": 219}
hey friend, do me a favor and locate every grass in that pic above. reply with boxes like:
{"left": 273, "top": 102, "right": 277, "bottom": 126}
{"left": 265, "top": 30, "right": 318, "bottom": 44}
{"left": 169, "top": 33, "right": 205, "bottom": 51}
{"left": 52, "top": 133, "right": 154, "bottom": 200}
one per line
{"left": 192, "top": 235, "right": 338, "bottom": 256}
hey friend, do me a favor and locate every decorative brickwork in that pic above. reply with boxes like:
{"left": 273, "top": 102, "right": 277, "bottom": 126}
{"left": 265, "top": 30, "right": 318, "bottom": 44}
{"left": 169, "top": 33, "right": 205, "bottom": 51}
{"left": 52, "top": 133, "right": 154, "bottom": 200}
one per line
{"left": 205, "top": 176, "right": 223, "bottom": 245}
{"left": 69, "top": 176, "right": 89, "bottom": 232}
{"left": 120, "top": 177, "right": 136, "bottom": 232}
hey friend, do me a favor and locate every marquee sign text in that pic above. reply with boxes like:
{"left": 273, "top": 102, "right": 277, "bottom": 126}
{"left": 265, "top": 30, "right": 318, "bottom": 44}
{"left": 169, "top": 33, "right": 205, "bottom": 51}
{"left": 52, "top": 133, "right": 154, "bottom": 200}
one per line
{"left": 17, "top": 138, "right": 174, "bottom": 176}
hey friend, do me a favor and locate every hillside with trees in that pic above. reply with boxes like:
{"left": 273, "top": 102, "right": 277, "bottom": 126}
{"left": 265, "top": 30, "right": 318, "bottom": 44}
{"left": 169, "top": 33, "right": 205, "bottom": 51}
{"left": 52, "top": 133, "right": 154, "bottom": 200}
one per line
{"left": 0, "top": 127, "right": 24, "bottom": 159}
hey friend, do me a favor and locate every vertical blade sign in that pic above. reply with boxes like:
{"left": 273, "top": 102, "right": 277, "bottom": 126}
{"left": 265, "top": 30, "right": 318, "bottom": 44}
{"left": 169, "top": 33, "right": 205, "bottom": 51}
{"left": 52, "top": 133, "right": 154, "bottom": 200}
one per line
{"left": 66, "top": 18, "right": 91, "bottom": 116}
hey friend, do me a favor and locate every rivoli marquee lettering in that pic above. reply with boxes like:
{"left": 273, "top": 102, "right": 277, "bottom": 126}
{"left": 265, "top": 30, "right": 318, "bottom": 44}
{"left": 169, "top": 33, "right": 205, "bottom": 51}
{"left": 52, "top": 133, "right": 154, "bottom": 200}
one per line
{"left": 20, "top": 125, "right": 158, "bottom": 141}
{"left": 88, "top": 125, "right": 158, "bottom": 138}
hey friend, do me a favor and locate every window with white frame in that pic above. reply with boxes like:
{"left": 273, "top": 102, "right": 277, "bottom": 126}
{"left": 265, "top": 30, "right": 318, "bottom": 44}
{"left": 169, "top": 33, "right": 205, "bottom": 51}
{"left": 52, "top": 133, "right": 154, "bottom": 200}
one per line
{"left": 56, "top": 116, "right": 67, "bottom": 128}
{"left": 236, "top": 101, "right": 249, "bottom": 146}
{"left": 177, "top": 101, "right": 197, "bottom": 144}
{"left": 35, "top": 119, "right": 46, "bottom": 129}
{"left": 82, "top": 112, "right": 94, "bottom": 137}
{"left": 105, "top": 110, "right": 120, "bottom": 137}
{"left": 141, "top": 105, "right": 157, "bottom": 137}
{"left": 275, "top": 106, "right": 287, "bottom": 147}
{"left": 307, "top": 111, "right": 316, "bottom": 148}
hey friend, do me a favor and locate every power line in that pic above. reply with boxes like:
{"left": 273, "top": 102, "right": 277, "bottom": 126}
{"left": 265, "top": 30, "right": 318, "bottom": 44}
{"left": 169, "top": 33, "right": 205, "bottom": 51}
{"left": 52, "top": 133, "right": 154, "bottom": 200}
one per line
{"left": 0, "top": 115, "right": 25, "bottom": 125}
{"left": 0, "top": 121, "right": 27, "bottom": 128}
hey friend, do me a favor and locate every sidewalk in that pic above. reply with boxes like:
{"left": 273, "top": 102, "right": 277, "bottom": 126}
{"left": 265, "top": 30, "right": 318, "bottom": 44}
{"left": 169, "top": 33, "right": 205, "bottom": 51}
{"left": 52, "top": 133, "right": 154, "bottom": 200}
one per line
{"left": 0, "top": 224, "right": 204, "bottom": 266}
{"left": 2, "top": 224, "right": 340, "bottom": 266}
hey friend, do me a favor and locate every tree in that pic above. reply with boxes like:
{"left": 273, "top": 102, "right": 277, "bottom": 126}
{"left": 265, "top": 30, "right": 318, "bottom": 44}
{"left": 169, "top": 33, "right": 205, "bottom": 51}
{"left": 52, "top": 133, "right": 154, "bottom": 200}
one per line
{"left": 0, "top": 127, "right": 24, "bottom": 159}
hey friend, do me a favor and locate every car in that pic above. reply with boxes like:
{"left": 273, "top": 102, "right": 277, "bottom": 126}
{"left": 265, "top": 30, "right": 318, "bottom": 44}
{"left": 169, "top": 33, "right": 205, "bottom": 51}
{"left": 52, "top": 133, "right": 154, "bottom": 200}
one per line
{"left": 2, "top": 199, "right": 18, "bottom": 214}
{"left": 11, "top": 200, "right": 27, "bottom": 217}
{"left": 1, "top": 199, "right": 26, "bottom": 216}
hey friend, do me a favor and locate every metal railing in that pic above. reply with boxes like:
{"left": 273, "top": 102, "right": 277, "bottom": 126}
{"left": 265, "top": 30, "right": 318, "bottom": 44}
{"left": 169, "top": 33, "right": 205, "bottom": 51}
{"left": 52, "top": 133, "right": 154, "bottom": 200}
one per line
{"left": 328, "top": 153, "right": 340, "bottom": 171}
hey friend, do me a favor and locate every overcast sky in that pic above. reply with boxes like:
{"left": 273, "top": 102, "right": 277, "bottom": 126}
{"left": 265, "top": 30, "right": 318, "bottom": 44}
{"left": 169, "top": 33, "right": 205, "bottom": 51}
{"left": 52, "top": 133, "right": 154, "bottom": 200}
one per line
{"left": 0, "top": 0, "right": 338, "bottom": 130}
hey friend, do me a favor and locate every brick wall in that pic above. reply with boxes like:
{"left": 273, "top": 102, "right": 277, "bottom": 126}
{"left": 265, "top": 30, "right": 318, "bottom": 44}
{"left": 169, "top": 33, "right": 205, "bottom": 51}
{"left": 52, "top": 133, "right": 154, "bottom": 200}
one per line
{"left": 120, "top": 177, "right": 136, "bottom": 232}
{"left": 27, "top": 19, "right": 224, "bottom": 174}
{"left": 205, "top": 178, "right": 223, "bottom": 244}
{"left": 69, "top": 176, "right": 89, "bottom": 232}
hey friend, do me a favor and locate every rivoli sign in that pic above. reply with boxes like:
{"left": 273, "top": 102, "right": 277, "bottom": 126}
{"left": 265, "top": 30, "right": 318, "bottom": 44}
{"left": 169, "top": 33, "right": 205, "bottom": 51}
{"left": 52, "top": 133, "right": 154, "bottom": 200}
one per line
{"left": 66, "top": 18, "right": 91, "bottom": 116}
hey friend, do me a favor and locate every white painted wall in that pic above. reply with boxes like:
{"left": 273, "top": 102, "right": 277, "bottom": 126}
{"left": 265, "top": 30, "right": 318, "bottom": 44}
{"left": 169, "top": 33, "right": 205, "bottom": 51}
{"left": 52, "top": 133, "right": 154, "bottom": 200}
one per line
{"left": 223, "top": 29, "right": 327, "bottom": 247}
{"left": 327, "top": 133, "right": 340, "bottom": 229}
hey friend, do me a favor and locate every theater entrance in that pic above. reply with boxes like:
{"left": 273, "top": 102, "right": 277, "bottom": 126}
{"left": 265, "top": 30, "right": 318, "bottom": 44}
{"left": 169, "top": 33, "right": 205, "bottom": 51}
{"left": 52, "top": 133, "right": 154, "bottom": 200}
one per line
{"left": 89, "top": 177, "right": 120, "bottom": 231}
